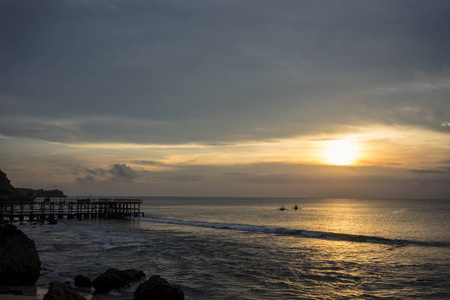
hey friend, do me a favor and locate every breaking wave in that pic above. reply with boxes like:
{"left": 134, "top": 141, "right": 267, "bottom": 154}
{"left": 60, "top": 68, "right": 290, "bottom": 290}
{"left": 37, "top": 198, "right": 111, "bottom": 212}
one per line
{"left": 134, "top": 217, "right": 449, "bottom": 248}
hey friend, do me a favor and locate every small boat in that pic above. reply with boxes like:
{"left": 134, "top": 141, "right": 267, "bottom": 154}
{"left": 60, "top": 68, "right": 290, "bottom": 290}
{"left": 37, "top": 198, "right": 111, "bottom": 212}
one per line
{"left": 279, "top": 205, "right": 285, "bottom": 211}
{"left": 294, "top": 205, "right": 299, "bottom": 210}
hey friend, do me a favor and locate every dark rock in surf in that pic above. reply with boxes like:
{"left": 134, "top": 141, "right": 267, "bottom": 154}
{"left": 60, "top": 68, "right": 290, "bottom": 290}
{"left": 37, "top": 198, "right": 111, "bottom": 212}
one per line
{"left": 134, "top": 275, "right": 184, "bottom": 300}
{"left": 43, "top": 281, "right": 86, "bottom": 300}
{"left": 47, "top": 219, "right": 58, "bottom": 225}
{"left": 74, "top": 274, "right": 92, "bottom": 288}
{"left": 92, "top": 268, "right": 145, "bottom": 293}
{"left": 0, "top": 224, "right": 41, "bottom": 285}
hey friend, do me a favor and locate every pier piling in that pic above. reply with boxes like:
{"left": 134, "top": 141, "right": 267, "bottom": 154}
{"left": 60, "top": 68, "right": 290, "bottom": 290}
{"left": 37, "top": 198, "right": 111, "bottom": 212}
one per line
{"left": 1, "top": 198, "right": 142, "bottom": 223}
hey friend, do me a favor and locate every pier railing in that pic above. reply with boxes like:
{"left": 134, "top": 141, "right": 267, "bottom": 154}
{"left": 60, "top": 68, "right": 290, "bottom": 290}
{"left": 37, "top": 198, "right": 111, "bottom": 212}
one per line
{"left": 33, "top": 197, "right": 143, "bottom": 204}
{"left": 0, "top": 198, "right": 143, "bottom": 222}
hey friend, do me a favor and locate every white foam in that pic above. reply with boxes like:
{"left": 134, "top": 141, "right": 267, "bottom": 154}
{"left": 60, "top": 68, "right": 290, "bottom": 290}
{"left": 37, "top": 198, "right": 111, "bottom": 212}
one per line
{"left": 102, "top": 242, "right": 143, "bottom": 250}
{"left": 300, "top": 230, "right": 323, "bottom": 237}
{"left": 134, "top": 217, "right": 296, "bottom": 235}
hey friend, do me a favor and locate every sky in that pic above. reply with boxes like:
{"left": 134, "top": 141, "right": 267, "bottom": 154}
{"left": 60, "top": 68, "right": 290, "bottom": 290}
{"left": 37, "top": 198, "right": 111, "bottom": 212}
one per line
{"left": 1, "top": 0, "right": 449, "bottom": 198}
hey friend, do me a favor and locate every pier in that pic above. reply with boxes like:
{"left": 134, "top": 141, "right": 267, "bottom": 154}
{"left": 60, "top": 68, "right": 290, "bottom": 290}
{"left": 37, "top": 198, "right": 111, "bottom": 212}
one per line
{"left": 0, "top": 198, "right": 142, "bottom": 222}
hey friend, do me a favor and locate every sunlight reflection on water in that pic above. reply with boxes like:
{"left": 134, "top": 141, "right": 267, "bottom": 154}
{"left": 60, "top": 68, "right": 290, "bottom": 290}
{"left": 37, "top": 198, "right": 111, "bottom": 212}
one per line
{"left": 16, "top": 198, "right": 450, "bottom": 299}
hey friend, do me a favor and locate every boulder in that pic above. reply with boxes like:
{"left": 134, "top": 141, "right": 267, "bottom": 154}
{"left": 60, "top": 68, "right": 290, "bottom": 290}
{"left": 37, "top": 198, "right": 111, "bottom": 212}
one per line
{"left": 43, "top": 281, "right": 86, "bottom": 300}
{"left": 0, "top": 224, "right": 41, "bottom": 285}
{"left": 74, "top": 274, "right": 92, "bottom": 288}
{"left": 134, "top": 275, "right": 184, "bottom": 300}
{"left": 92, "top": 268, "right": 145, "bottom": 293}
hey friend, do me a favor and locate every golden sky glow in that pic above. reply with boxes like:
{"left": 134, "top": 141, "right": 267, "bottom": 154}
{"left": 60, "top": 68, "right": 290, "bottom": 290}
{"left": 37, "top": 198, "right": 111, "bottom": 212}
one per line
{"left": 1, "top": 124, "right": 449, "bottom": 198}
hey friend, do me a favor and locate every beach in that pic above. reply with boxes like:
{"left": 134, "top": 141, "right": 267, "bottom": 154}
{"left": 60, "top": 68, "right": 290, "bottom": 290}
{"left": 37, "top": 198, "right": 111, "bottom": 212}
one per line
{"left": 0, "top": 286, "right": 45, "bottom": 300}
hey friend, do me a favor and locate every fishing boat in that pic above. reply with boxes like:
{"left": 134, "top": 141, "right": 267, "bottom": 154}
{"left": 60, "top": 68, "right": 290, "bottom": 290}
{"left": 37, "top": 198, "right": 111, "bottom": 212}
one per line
{"left": 279, "top": 205, "right": 285, "bottom": 211}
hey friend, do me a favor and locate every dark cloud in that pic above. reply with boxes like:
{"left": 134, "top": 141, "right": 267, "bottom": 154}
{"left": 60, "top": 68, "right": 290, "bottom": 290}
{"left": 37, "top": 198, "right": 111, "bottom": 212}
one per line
{"left": 222, "top": 170, "right": 408, "bottom": 185}
{"left": 409, "top": 168, "right": 450, "bottom": 175}
{"left": 2, "top": 1, "right": 450, "bottom": 198}
{"left": 76, "top": 163, "right": 142, "bottom": 184}
{"left": 76, "top": 175, "right": 96, "bottom": 184}
{"left": 1, "top": 1, "right": 450, "bottom": 144}
{"left": 110, "top": 164, "right": 140, "bottom": 180}
{"left": 132, "top": 160, "right": 167, "bottom": 166}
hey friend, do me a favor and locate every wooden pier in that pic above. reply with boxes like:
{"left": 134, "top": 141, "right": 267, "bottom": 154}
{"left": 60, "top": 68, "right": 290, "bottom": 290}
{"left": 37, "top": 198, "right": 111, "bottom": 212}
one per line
{"left": 0, "top": 198, "right": 142, "bottom": 222}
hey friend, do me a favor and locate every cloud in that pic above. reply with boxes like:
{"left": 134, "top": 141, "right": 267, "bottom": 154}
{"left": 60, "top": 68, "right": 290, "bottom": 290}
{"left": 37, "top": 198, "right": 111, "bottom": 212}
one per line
{"left": 222, "top": 171, "right": 407, "bottom": 186}
{"left": 153, "top": 174, "right": 203, "bottom": 183}
{"left": 2, "top": 1, "right": 450, "bottom": 198}
{"left": 110, "top": 164, "right": 140, "bottom": 180}
{"left": 409, "top": 168, "right": 450, "bottom": 175}
{"left": 76, "top": 175, "right": 96, "bottom": 184}
{"left": 1, "top": 1, "right": 450, "bottom": 146}
{"left": 76, "top": 163, "right": 142, "bottom": 184}
{"left": 223, "top": 172, "right": 303, "bottom": 185}
{"left": 132, "top": 160, "right": 166, "bottom": 166}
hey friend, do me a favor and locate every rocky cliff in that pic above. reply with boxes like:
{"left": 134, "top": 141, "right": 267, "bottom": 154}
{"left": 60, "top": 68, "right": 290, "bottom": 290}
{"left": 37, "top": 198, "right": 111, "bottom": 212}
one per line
{"left": 0, "top": 170, "right": 66, "bottom": 201}
{"left": 16, "top": 188, "right": 66, "bottom": 198}
{"left": 0, "top": 170, "right": 18, "bottom": 201}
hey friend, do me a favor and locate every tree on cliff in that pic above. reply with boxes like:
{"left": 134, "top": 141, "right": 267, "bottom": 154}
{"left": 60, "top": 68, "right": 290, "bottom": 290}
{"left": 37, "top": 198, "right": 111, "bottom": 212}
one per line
{"left": 0, "top": 170, "right": 19, "bottom": 201}
{"left": 0, "top": 170, "right": 66, "bottom": 201}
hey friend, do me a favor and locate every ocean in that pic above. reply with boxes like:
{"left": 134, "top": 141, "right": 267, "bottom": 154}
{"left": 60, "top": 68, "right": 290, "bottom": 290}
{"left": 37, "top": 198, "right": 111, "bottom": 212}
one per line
{"left": 17, "top": 197, "right": 450, "bottom": 299}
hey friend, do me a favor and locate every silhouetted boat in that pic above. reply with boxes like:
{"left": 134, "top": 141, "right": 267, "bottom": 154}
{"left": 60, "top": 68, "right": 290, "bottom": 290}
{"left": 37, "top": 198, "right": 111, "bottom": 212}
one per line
{"left": 294, "top": 205, "right": 299, "bottom": 210}
{"left": 279, "top": 205, "right": 285, "bottom": 211}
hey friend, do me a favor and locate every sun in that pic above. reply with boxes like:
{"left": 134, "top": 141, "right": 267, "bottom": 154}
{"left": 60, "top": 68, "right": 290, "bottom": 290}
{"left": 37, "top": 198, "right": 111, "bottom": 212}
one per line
{"left": 322, "top": 140, "right": 359, "bottom": 165}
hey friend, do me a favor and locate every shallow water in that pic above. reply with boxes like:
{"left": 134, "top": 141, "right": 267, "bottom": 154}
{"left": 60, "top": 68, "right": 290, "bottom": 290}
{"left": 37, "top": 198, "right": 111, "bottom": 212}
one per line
{"left": 18, "top": 197, "right": 450, "bottom": 299}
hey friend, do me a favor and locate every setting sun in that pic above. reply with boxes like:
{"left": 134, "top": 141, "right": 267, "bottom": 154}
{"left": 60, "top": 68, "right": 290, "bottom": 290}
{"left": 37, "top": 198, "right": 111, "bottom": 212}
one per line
{"left": 322, "top": 140, "right": 359, "bottom": 165}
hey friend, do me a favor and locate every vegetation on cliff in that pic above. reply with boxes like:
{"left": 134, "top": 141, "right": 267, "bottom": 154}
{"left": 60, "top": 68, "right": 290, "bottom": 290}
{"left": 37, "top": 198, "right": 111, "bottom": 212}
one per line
{"left": 0, "top": 170, "right": 66, "bottom": 201}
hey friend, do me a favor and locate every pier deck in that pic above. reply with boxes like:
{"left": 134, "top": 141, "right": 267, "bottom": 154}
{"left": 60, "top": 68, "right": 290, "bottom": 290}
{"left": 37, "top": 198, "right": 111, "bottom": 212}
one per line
{"left": 0, "top": 198, "right": 142, "bottom": 222}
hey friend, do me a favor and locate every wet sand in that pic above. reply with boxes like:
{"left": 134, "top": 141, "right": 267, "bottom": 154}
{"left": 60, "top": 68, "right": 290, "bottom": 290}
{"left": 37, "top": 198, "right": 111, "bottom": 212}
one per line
{"left": 0, "top": 296, "right": 41, "bottom": 300}
{"left": 0, "top": 286, "right": 45, "bottom": 300}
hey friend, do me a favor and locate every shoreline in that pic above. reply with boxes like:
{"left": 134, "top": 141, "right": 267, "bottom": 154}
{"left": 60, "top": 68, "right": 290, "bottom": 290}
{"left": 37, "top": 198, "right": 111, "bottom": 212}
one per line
{"left": 0, "top": 286, "right": 46, "bottom": 300}
{"left": 0, "top": 286, "right": 127, "bottom": 300}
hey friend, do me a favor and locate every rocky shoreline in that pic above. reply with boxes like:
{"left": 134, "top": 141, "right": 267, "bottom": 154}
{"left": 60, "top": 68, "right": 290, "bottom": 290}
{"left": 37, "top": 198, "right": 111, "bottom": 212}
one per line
{"left": 1, "top": 170, "right": 185, "bottom": 299}
{"left": 0, "top": 224, "right": 185, "bottom": 300}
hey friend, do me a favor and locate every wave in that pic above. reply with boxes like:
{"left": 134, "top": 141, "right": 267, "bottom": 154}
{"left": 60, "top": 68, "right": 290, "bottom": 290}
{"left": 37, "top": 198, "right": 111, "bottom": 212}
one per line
{"left": 133, "top": 217, "right": 450, "bottom": 248}
{"left": 102, "top": 242, "right": 144, "bottom": 250}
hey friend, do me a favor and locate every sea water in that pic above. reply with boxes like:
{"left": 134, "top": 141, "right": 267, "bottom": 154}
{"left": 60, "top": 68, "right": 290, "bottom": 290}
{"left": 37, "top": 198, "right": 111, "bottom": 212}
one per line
{"left": 18, "top": 197, "right": 450, "bottom": 299}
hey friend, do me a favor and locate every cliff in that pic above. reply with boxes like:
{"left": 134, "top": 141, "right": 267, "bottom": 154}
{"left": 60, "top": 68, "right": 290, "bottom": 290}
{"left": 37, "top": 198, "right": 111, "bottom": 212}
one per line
{"left": 0, "top": 170, "right": 19, "bottom": 201}
{"left": 0, "top": 170, "right": 66, "bottom": 201}
{"left": 16, "top": 188, "right": 67, "bottom": 198}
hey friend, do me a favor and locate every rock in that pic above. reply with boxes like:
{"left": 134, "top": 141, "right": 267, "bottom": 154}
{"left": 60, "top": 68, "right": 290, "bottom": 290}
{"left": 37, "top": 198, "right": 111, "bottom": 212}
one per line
{"left": 0, "top": 224, "right": 41, "bottom": 285}
{"left": 134, "top": 275, "right": 184, "bottom": 300}
{"left": 47, "top": 219, "right": 58, "bottom": 225}
{"left": 43, "top": 281, "right": 86, "bottom": 300}
{"left": 92, "top": 268, "right": 145, "bottom": 293}
{"left": 74, "top": 274, "right": 92, "bottom": 288}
